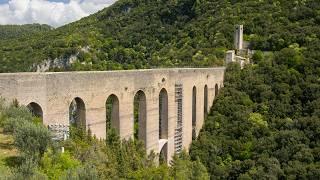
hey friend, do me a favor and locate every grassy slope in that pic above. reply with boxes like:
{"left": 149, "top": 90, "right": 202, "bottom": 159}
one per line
{"left": 0, "top": 128, "right": 17, "bottom": 175}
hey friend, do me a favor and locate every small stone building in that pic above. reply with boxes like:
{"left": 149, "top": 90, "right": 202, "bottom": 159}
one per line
{"left": 225, "top": 25, "right": 251, "bottom": 68}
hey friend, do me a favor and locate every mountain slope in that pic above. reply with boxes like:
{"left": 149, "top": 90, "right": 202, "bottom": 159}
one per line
{"left": 0, "top": 0, "right": 319, "bottom": 72}
{"left": 0, "top": 24, "right": 52, "bottom": 40}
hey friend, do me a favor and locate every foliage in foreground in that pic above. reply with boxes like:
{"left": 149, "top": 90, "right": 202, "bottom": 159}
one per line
{"left": 0, "top": 100, "right": 209, "bottom": 179}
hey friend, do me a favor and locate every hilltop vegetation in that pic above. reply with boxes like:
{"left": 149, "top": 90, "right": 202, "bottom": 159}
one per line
{"left": 0, "top": 24, "right": 52, "bottom": 40}
{"left": 1, "top": 0, "right": 319, "bottom": 72}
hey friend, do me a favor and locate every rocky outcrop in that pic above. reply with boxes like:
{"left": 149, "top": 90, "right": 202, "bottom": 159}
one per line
{"left": 34, "top": 46, "right": 90, "bottom": 72}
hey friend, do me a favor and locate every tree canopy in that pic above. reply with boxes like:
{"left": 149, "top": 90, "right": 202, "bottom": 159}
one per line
{"left": 1, "top": 0, "right": 319, "bottom": 72}
{"left": 190, "top": 42, "right": 320, "bottom": 178}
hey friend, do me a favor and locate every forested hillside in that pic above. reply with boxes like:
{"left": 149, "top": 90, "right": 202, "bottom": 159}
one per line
{"left": 0, "top": 0, "right": 319, "bottom": 72}
{"left": 190, "top": 39, "right": 320, "bottom": 178}
{"left": 0, "top": 24, "right": 52, "bottom": 40}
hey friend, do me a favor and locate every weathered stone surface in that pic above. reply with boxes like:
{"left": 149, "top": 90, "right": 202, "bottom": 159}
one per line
{"left": 0, "top": 67, "right": 225, "bottom": 161}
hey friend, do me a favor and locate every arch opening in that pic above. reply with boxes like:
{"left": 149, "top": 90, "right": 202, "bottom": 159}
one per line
{"left": 204, "top": 85, "right": 208, "bottom": 120}
{"left": 27, "top": 102, "right": 43, "bottom": 120}
{"left": 215, "top": 84, "right": 219, "bottom": 98}
{"left": 159, "top": 142, "right": 168, "bottom": 164}
{"left": 133, "top": 90, "right": 147, "bottom": 144}
{"left": 69, "top": 97, "right": 86, "bottom": 129}
{"left": 159, "top": 88, "right": 168, "bottom": 140}
{"left": 106, "top": 94, "right": 120, "bottom": 137}
{"left": 192, "top": 86, "right": 197, "bottom": 140}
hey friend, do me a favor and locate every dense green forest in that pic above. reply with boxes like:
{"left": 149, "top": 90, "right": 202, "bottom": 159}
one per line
{"left": 190, "top": 41, "right": 320, "bottom": 178}
{"left": 0, "top": 24, "right": 52, "bottom": 40}
{"left": 1, "top": 0, "right": 319, "bottom": 72}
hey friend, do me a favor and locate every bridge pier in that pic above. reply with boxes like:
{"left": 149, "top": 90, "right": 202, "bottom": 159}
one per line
{"left": 145, "top": 89, "right": 159, "bottom": 153}
{"left": 87, "top": 106, "right": 106, "bottom": 139}
{"left": 163, "top": 85, "right": 176, "bottom": 163}
{"left": 119, "top": 92, "right": 134, "bottom": 140}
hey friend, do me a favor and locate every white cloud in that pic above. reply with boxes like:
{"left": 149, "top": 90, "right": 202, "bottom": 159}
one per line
{"left": 0, "top": 0, "right": 117, "bottom": 27}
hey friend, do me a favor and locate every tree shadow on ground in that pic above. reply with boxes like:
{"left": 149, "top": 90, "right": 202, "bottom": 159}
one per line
{"left": 4, "top": 156, "right": 23, "bottom": 168}
{"left": 0, "top": 142, "right": 14, "bottom": 150}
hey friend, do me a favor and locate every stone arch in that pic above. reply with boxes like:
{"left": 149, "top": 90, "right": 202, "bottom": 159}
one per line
{"left": 69, "top": 97, "right": 86, "bottom": 129}
{"left": 159, "top": 88, "right": 168, "bottom": 140}
{"left": 215, "top": 84, "right": 219, "bottom": 98}
{"left": 133, "top": 90, "right": 147, "bottom": 144}
{"left": 192, "top": 86, "right": 197, "bottom": 140}
{"left": 159, "top": 142, "right": 168, "bottom": 164}
{"left": 159, "top": 88, "right": 169, "bottom": 162}
{"left": 27, "top": 102, "right": 43, "bottom": 120}
{"left": 204, "top": 85, "right": 208, "bottom": 119}
{"left": 106, "top": 94, "right": 120, "bottom": 136}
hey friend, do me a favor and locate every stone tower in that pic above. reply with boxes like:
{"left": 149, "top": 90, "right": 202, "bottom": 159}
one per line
{"left": 234, "top": 25, "right": 243, "bottom": 50}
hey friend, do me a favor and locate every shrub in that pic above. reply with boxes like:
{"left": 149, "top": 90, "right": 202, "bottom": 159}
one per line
{"left": 63, "top": 164, "right": 99, "bottom": 180}
{"left": 40, "top": 150, "right": 80, "bottom": 179}
{"left": 14, "top": 122, "right": 51, "bottom": 159}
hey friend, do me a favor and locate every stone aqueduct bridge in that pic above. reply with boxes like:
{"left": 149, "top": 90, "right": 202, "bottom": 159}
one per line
{"left": 0, "top": 67, "right": 225, "bottom": 161}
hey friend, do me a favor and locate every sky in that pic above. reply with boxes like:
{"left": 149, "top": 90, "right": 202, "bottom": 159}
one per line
{"left": 0, "top": 0, "right": 117, "bottom": 27}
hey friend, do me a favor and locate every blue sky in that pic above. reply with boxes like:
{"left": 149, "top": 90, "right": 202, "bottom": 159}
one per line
{"left": 0, "top": 0, "right": 117, "bottom": 27}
